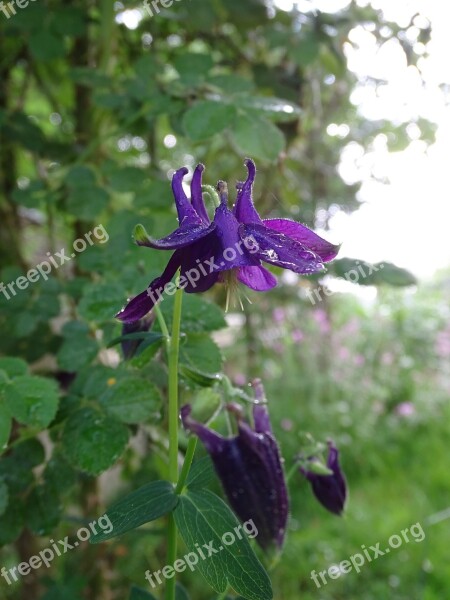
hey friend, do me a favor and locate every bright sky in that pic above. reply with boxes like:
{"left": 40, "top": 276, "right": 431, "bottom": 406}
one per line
{"left": 277, "top": 0, "right": 450, "bottom": 279}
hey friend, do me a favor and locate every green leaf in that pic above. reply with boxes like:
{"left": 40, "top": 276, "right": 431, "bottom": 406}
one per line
{"left": 0, "top": 403, "right": 11, "bottom": 453}
{"left": 6, "top": 375, "right": 59, "bottom": 429}
{"left": 78, "top": 282, "right": 126, "bottom": 322}
{"left": 290, "top": 33, "right": 321, "bottom": 67}
{"left": 62, "top": 407, "right": 129, "bottom": 476}
{"left": 65, "top": 165, "right": 97, "bottom": 188}
{"left": 0, "top": 479, "right": 9, "bottom": 517}
{"left": 26, "top": 483, "right": 62, "bottom": 535}
{"left": 175, "top": 583, "right": 190, "bottom": 600}
{"left": 186, "top": 455, "right": 215, "bottom": 490}
{"left": 373, "top": 262, "right": 417, "bottom": 287}
{"left": 160, "top": 295, "right": 226, "bottom": 333}
{"left": 129, "top": 586, "right": 157, "bottom": 600}
{"left": 174, "top": 489, "right": 272, "bottom": 600}
{"left": 66, "top": 185, "right": 109, "bottom": 220}
{"left": 29, "top": 31, "right": 66, "bottom": 61}
{"left": 180, "top": 334, "right": 223, "bottom": 377}
{"left": 107, "top": 167, "right": 149, "bottom": 193}
{"left": 0, "top": 357, "right": 28, "bottom": 378}
{"left": 232, "top": 96, "right": 302, "bottom": 123}
{"left": 179, "top": 365, "right": 220, "bottom": 388}
{"left": 107, "top": 332, "right": 163, "bottom": 349}
{"left": 231, "top": 113, "right": 285, "bottom": 162}
{"left": 0, "top": 498, "right": 23, "bottom": 546}
{"left": 330, "top": 259, "right": 417, "bottom": 287}
{"left": 90, "top": 480, "right": 178, "bottom": 543}
{"left": 100, "top": 377, "right": 161, "bottom": 424}
{"left": 57, "top": 322, "right": 99, "bottom": 371}
{"left": 183, "top": 101, "right": 236, "bottom": 141}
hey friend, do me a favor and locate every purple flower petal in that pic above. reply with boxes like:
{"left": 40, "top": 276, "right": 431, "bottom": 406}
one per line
{"left": 213, "top": 202, "right": 258, "bottom": 268}
{"left": 179, "top": 233, "right": 222, "bottom": 293}
{"left": 233, "top": 159, "right": 262, "bottom": 225}
{"left": 116, "top": 251, "right": 182, "bottom": 323}
{"left": 237, "top": 265, "right": 277, "bottom": 291}
{"left": 300, "top": 442, "right": 347, "bottom": 516}
{"left": 239, "top": 223, "right": 325, "bottom": 274}
{"left": 181, "top": 401, "right": 289, "bottom": 550}
{"left": 264, "top": 218, "right": 340, "bottom": 262}
{"left": 190, "top": 163, "right": 210, "bottom": 225}
{"left": 180, "top": 405, "right": 226, "bottom": 453}
{"left": 171, "top": 166, "right": 204, "bottom": 226}
{"left": 133, "top": 221, "right": 216, "bottom": 250}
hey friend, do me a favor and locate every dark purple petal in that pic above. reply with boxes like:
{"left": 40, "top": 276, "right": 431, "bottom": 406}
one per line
{"left": 116, "top": 251, "right": 182, "bottom": 323}
{"left": 264, "top": 218, "right": 340, "bottom": 262}
{"left": 301, "top": 443, "right": 347, "bottom": 516}
{"left": 239, "top": 223, "right": 325, "bottom": 274}
{"left": 134, "top": 220, "right": 216, "bottom": 250}
{"left": 120, "top": 315, "right": 154, "bottom": 359}
{"left": 190, "top": 163, "right": 210, "bottom": 225}
{"left": 179, "top": 232, "right": 222, "bottom": 293}
{"left": 233, "top": 158, "right": 263, "bottom": 225}
{"left": 171, "top": 166, "right": 204, "bottom": 226}
{"left": 181, "top": 405, "right": 226, "bottom": 453}
{"left": 237, "top": 265, "right": 277, "bottom": 292}
{"left": 235, "top": 421, "right": 288, "bottom": 549}
{"left": 181, "top": 394, "right": 289, "bottom": 551}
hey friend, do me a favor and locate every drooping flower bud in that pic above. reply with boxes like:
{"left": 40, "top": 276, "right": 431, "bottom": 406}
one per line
{"left": 181, "top": 379, "right": 289, "bottom": 551}
{"left": 299, "top": 441, "right": 347, "bottom": 515}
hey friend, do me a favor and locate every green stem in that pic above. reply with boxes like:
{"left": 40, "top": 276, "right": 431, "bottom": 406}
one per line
{"left": 164, "top": 286, "right": 183, "bottom": 600}
{"left": 285, "top": 460, "right": 300, "bottom": 484}
{"left": 175, "top": 436, "right": 198, "bottom": 494}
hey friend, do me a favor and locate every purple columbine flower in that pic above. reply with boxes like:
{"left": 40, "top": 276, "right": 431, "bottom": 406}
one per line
{"left": 116, "top": 159, "right": 339, "bottom": 323}
{"left": 181, "top": 380, "right": 289, "bottom": 551}
{"left": 299, "top": 441, "right": 347, "bottom": 516}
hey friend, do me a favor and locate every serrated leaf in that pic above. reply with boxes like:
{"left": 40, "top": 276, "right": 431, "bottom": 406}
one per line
{"left": 62, "top": 407, "right": 129, "bottom": 475}
{"left": 174, "top": 489, "right": 272, "bottom": 600}
{"left": 100, "top": 377, "right": 161, "bottom": 424}
{"left": 186, "top": 455, "right": 215, "bottom": 490}
{"left": 26, "top": 483, "right": 62, "bottom": 535}
{"left": 183, "top": 101, "right": 236, "bottom": 141}
{"left": 160, "top": 295, "right": 226, "bottom": 334}
{"left": 0, "top": 357, "right": 28, "bottom": 378}
{"left": 0, "top": 498, "right": 23, "bottom": 546}
{"left": 78, "top": 282, "right": 125, "bottom": 322}
{"left": 90, "top": 480, "right": 178, "bottom": 543}
{"left": 57, "top": 333, "right": 99, "bottom": 372}
{"left": 180, "top": 334, "right": 223, "bottom": 377}
{"left": 6, "top": 376, "right": 59, "bottom": 429}
{"left": 231, "top": 114, "right": 285, "bottom": 162}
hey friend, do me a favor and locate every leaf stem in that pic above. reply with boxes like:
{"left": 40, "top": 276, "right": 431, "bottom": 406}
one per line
{"left": 175, "top": 436, "right": 198, "bottom": 494}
